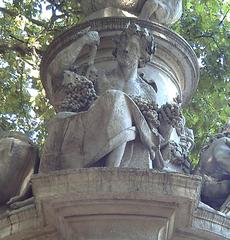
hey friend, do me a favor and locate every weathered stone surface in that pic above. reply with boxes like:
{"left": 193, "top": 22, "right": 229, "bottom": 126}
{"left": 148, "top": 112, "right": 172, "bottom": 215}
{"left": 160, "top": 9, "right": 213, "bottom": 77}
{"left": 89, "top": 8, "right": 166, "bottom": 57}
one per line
{"left": 40, "top": 24, "right": 163, "bottom": 171}
{"left": 0, "top": 205, "right": 56, "bottom": 240}
{"left": 0, "top": 128, "right": 39, "bottom": 207}
{"left": 40, "top": 22, "right": 196, "bottom": 172}
{"left": 165, "top": 116, "right": 194, "bottom": 173}
{"left": 79, "top": 0, "right": 182, "bottom": 25}
{"left": 40, "top": 90, "right": 150, "bottom": 171}
{"left": 2, "top": 0, "right": 229, "bottom": 239}
{"left": 195, "top": 120, "right": 230, "bottom": 210}
{"left": 1, "top": 168, "right": 230, "bottom": 240}
{"left": 221, "top": 195, "right": 230, "bottom": 216}
{"left": 192, "top": 202, "right": 230, "bottom": 240}
{"left": 139, "top": 0, "right": 182, "bottom": 25}
{"left": 40, "top": 18, "right": 199, "bottom": 107}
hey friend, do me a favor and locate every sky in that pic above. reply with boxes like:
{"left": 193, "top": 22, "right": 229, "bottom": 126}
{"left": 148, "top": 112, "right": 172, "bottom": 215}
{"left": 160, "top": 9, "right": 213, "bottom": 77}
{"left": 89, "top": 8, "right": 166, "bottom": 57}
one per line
{"left": 0, "top": 0, "right": 52, "bottom": 19}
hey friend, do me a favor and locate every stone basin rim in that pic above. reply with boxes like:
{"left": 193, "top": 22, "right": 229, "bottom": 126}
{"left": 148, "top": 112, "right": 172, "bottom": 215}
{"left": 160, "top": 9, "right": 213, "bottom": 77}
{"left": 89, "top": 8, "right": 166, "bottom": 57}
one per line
{"left": 40, "top": 17, "right": 199, "bottom": 105}
{"left": 32, "top": 167, "right": 202, "bottom": 181}
{"left": 41, "top": 17, "right": 198, "bottom": 69}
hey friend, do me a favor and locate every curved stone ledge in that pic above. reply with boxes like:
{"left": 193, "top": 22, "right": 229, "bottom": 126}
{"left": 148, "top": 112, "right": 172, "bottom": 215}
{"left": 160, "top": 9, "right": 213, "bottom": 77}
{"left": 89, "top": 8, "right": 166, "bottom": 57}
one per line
{"left": 1, "top": 168, "right": 229, "bottom": 239}
{"left": 32, "top": 168, "right": 201, "bottom": 201}
{"left": 192, "top": 203, "right": 230, "bottom": 239}
{"left": 40, "top": 17, "right": 199, "bottom": 105}
{"left": 0, "top": 206, "right": 43, "bottom": 239}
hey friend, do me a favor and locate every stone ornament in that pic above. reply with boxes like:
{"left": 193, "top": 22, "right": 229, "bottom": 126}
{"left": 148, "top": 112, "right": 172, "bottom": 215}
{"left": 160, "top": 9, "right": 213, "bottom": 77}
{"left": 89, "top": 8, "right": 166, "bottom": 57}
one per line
{"left": 79, "top": 0, "right": 182, "bottom": 25}
{"left": 44, "top": 27, "right": 100, "bottom": 111}
{"left": 169, "top": 116, "right": 194, "bottom": 173}
{"left": 41, "top": 17, "right": 199, "bottom": 107}
{"left": 60, "top": 70, "right": 97, "bottom": 112}
{"left": 195, "top": 120, "right": 230, "bottom": 210}
{"left": 2, "top": 1, "right": 229, "bottom": 239}
{"left": 40, "top": 23, "right": 188, "bottom": 172}
{"left": 139, "top": 0, "right": 182, "bottom": 25}
{"left": 0, "top": 126, "right": 39, "bottom": 208}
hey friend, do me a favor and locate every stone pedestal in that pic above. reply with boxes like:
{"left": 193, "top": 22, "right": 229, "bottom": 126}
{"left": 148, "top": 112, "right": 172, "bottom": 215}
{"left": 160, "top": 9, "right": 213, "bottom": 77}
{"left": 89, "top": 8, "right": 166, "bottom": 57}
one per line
{"left": 1, "top": 1, "right": 229, "bottom": 240}
{"left": 1, "top": 169, "right": 230, "bottom": 240}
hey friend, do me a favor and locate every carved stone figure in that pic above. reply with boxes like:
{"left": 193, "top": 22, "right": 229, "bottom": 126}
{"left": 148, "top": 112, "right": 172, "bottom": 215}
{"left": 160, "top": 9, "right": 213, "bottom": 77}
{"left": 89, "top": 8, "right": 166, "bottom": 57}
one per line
{"left": 40, "top": 23, "right": 183, "bottom": 172}
{"left": 78, "top": 0, "right": 183, "bottom": 25}
{"left": 195, "top": 120, "right": 230, "bottom": 209}
{"left": 139, "top": 0, "right": 182, "bottom": 25}
{"left": 169, "top": 116, "right": 194, "bottom": 173}
{"left": 0, "top": 125, "right": 39, "bottom": 208}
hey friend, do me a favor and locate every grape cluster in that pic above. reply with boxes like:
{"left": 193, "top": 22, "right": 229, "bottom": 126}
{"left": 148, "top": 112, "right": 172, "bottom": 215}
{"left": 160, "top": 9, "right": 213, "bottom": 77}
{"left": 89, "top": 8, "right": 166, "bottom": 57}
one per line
{"left": 169, "top": 141, "right": 191, "bottom": 173}
{"left": 131, "top": 96, "right": 160, "bottom": 130}
{"left": 158, "top": 102, "right": 182, "bottom": 128}
{"left": 60, "top": 75, "right": 97, "bottom": 113}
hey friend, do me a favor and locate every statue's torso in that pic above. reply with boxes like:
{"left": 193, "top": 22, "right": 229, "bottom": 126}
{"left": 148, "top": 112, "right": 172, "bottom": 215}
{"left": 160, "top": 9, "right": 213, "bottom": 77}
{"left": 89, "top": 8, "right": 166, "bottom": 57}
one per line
{"left": 200, "top": 137, "right": 230, "bottom": 179}
{"left": 96, "top": 70, "right": 156, "bottom": 104}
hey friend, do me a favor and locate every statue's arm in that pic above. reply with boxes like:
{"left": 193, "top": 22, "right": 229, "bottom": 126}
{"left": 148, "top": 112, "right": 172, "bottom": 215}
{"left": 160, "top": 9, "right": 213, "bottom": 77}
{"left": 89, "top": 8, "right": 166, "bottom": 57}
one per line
{"left": 139, "top": 0, "right": 158, "bottom": 20}
{"left": 48, "top": 30, "right": 100, "bottom": 78}
{"left": 157, "top": 97, "right": 182, "bottom": 144}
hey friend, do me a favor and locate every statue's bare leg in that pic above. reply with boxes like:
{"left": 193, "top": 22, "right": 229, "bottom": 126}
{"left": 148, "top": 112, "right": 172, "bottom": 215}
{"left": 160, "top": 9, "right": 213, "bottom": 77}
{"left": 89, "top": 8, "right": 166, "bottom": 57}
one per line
{"left": 105, "top": 142, "right": 127, "bottom": 167}
{"left": 139, "top": 0, "right": 158, "bottom": 20}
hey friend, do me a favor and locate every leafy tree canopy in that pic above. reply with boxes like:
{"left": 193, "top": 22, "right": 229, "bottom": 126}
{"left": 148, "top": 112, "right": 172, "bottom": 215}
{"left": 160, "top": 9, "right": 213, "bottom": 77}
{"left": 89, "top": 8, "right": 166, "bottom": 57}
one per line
{"left": 174, "top": 0, "right": 229, "bottom": 163}
{"left": 0, "top": 0, "right": 229, "bottom": 162}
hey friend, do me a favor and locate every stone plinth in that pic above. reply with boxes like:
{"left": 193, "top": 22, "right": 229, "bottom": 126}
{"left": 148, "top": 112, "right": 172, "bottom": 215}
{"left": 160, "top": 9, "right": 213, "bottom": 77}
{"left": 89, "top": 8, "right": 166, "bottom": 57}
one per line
{"left": 1, "top": 168, "right": 230, "bottom": 240}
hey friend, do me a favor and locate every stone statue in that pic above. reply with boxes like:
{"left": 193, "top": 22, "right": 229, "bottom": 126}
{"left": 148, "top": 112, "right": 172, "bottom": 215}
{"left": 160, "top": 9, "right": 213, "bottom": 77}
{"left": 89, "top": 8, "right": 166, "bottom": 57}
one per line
{"left": 139, "top": 0, "right": 182, "bottom": 25}
{"left": 195, "top": 120, "right": 230, "bottom": 210}
{"left": 78, "top": 0, "right": 183, "bottom": 25}
{"left": 0, "top": 125, "right": 39, "bottom": 209}
{"left": 40, "top": 23, "right": 182, "bottom": 172}
{"left": 169, "top": 116, "right": 194, "bottom": 173}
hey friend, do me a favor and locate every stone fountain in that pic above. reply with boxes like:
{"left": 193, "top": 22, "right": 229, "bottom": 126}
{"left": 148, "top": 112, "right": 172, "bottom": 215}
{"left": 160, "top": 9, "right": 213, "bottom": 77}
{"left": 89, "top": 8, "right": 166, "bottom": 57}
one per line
{"left": 0, "top": 0, "right": 230, "bottom": 240}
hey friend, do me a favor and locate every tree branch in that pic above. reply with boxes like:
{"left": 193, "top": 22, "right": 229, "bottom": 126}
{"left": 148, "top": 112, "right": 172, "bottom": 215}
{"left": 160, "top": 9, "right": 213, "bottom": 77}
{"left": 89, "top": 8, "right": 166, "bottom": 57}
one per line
{"left": 46, "top": 0, "right": 82, "bottom": 16}
{"left": 219, "top": 9, "right": 229, "bottom": 26}
{"left": 0, "top": 7, "right": 16, "bottom": 16}
{"left": 0, "top": 41, "right": 43, "bottom": 57}
{"left": 194, "top": 33, "right": 222, "bottom": 52}
{"left": 0, "top": 43, "right": 30, "bottom": 56}
{"left": 0, "top": 7, "right": 46, "bottom": 27}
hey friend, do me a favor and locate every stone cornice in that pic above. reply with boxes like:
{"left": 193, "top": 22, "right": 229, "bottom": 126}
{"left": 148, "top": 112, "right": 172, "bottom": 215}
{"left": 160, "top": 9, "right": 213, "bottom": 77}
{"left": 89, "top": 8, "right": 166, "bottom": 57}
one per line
{"left": 1, "top": 169, "right": 229, "bottom": 239}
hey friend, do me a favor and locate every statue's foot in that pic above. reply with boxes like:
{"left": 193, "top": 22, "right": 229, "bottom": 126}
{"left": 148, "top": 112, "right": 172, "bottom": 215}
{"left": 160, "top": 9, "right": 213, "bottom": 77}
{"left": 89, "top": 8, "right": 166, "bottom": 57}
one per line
{"left": 8, "top": 197, "right": 34, "bottom": 210}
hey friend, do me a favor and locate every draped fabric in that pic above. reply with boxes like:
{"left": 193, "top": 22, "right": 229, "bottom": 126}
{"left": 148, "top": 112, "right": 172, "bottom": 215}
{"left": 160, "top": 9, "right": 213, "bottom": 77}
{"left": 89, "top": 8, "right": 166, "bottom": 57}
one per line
{"left": 41, "top": 90, "right": 156, "bottom": 172}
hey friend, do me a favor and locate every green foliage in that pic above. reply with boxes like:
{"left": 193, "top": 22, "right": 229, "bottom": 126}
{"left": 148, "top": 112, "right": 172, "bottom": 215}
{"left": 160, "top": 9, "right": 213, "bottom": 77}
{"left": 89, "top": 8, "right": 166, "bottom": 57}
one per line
{"left": 173, "top": 0, "right": 230, "bottom": 164}
{"left": 0, "top": 0, "right": 82, "bottom": 148}
{"left": 0, "top": 0, "right": 229, "bottom": 158}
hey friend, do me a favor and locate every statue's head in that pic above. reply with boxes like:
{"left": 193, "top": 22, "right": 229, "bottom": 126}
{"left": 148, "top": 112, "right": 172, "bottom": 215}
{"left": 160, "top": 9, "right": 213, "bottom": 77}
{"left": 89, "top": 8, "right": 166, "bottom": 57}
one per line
{"left": 113, "top": 23, "right": 155, "bottom": 68}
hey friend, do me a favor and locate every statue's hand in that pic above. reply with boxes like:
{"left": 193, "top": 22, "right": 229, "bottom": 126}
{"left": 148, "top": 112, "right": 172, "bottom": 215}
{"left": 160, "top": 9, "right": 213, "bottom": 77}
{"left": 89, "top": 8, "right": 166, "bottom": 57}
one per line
{"left": 86, "top": 64, "right": 98, "bottom": 79}
{"left": 158, "top": 103, "right": 180, "bottom": 127}
{"left": 140, "top": 0, "right": 159, "bottom": 20}
{"left": 140, "top": 130, "right": 164, "bottom": 170}
{"left": 150, "top": 134, "right": 165, "bottom": 170}
{"left": 80, "top": 30, "right": 100, "bottom": 47}
{"left": 158, "top": 102, "right": 182, "bottom": 141}
{"left": 7, "top": 195, "right": 25, "bottom": 210}
{"left": 7, "top": 195, "right": 19, "bottom": 206}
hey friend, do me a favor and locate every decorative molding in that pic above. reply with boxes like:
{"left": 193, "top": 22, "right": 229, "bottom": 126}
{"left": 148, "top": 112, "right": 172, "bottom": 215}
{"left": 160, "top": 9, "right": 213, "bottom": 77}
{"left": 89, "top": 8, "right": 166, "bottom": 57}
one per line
{"left": 40, "top": 17, "right": 199, "bottom": 105}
